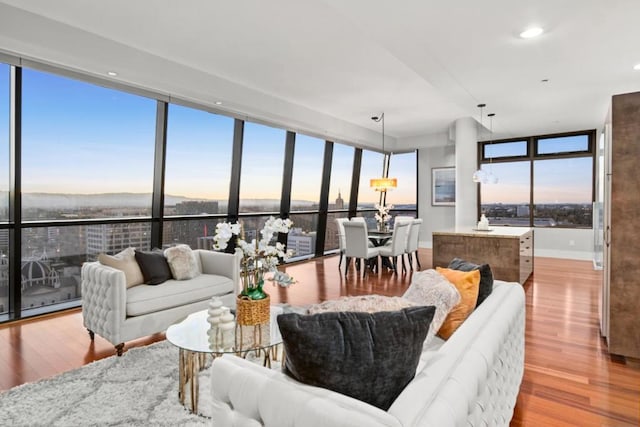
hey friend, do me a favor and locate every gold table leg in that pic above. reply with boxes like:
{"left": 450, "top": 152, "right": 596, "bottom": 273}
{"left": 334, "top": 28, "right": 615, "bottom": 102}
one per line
{"left": 177, "top": 350, "right": 212, "bottom": 414}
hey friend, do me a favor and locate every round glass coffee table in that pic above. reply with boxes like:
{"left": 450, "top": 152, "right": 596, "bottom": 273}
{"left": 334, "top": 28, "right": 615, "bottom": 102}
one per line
{"left": 166, "top": 306, "right": 283, "bottom": 414}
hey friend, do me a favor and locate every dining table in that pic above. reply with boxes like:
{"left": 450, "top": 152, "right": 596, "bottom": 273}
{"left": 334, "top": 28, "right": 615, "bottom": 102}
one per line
{"left": 367, "top": 229, "right": 395, "bottom": 270}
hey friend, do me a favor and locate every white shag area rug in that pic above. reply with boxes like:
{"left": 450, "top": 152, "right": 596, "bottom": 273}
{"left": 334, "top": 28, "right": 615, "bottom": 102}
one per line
{"left": 0, "top": 340, "right": 216, "bottom": 426}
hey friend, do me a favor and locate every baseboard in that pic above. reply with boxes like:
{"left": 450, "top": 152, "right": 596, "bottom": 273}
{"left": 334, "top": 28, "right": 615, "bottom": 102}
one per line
{"left": 534, "top": 249, "right": 593, "bottom": 261}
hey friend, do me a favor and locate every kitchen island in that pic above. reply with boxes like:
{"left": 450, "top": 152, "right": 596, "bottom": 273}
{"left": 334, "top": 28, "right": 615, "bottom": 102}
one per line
{"left": 432, "top": 227, "right": 533, "bottom": 284}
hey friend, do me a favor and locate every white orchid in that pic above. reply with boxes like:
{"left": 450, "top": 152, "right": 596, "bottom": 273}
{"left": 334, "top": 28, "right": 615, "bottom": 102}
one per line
{"left": 211, "top": 216, "right": 296, "bottom": 293}
{"left": 212, "top": 221, "right": 242, "bottom": 250}
{"left": 374, "top": 203, "right": 394, "bottom": 224}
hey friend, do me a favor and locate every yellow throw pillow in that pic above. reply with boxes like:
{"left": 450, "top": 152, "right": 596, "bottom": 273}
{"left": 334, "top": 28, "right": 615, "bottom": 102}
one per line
{"left": 98, "top": 247, "right": 144, "bottom": 288}
{"left": 435, "top": 267, "right": 480, "bottom": 339}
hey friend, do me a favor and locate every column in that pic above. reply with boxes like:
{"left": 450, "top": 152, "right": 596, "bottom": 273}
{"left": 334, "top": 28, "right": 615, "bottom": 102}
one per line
{"left": 454, "top": 117, "right": 478, "bottom": 228}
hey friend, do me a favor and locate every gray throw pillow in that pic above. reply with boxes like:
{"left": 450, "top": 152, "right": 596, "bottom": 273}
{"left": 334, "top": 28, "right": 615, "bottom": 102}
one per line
{"left": 277, "top": 306, "right": 436, "bottom": 411}
{"left": 448, "top": 258, "right": 494, "bottom": 307}
{"left": 134, "top": 249, "right": 173, "bottom": 285}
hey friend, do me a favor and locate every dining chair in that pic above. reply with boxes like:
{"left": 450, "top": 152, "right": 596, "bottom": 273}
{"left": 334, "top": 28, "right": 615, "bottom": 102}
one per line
{"left": 350, "top": 216, "right": 375, "bottom": 247}
{"left": 393, "top": 216, "right": 413, "bottom": 270}
{"left": 394, "top": 215, "right": 414, "bottom": 226}
{"left": 378, "top": 221, "right": 410, "bottom": 274}
{"left": 335, "top": 218, "right": 349, "bottom": 269}
{"left": 343, "top": 221, "right": 381, "bottom": 277}
{"left": 404, "top": 218, "right": 422, "bottom": 271}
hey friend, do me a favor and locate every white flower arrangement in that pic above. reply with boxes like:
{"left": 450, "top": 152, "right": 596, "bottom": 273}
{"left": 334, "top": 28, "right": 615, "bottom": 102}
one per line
{"left": 374, "top": 203, "right": 393, "bottom": 226}
{"left": 212, "top": 216, "right": 296, "bottom": 297}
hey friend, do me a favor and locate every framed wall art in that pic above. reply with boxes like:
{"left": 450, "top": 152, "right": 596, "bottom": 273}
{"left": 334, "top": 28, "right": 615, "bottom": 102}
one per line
{"left": 432, "top": 167, "right": 455, "bottom": 206}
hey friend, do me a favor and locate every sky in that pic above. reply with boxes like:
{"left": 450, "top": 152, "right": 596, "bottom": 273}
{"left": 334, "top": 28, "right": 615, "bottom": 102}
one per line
{"left": 1, "top": 65, "right": 591, "bottom": 207}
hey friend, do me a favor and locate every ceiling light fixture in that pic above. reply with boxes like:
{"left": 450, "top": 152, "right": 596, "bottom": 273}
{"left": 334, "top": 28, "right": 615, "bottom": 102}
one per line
{"left": 215, "top": 101, "right": 223, "bottom": 105}
{"left": 370, "top": 113, "right": 397, "bottom": 192}
{"left": 472, "top": 104, "right": 488, "bottom": 183}
{"left": 107, "top": 71, "right": 118, "bottom": 77}
{"left": 485, "top": 113, "right": 499, "bottom": 184}
{"left": 633, "top": 63, "right": 640, "bottom": 71}
{"left": 520, "top": 27, "right": 544, "bottom": 39}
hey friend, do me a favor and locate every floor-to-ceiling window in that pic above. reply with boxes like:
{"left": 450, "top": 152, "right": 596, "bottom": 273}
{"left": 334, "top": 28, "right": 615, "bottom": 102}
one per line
{"left": 237, "top": 122, "right": 286, "bottom": 241}
{"left": 0, "top": 63, "right": 9, "bottom": 315}
{"left": 162, "top": 104, "right": 234, "bottom": 249}
{"left": 20, "top": 68, "right": 156, "bottom": 314}
{"left": 387, "top": 151, "right": 418, "bottom": 221}
{"left": 288, "top": 134, "right": 324, "bottom": 259}
{"left": 479, "top": 131, "right": 594, "bottom": 228}
{"left": 0, "top": 59, "right": 421, "bottom": 321}
{"left": 325, "top": 142, "right": 353, "bottom": 252}
{"left": 356, "top": 149, "right": 385, "bottom": 226}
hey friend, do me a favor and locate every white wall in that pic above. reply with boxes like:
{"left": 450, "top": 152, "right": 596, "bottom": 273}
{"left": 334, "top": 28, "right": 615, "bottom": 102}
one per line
{"left": 402, "top": 129, "right": 596, "bottom": 262}
{"left": 412, "top": 132, "right": 456, "bottom": 247}
{"left": 534, "top": 227, "right": 594, "bottom": 260}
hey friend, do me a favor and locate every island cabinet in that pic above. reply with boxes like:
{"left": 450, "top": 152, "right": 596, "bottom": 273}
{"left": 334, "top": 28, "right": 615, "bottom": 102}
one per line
{"left": 432, "top": 227, "right": 533, "bottom": 285}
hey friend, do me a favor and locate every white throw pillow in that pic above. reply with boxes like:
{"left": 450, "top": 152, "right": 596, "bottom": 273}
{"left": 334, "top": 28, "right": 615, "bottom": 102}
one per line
{"left": 164, "top": 244, "right": 200, "bottom": 280}
{"left": 403, "top": 269, "right": 461, "bottom": 344}
{"left": 98, "top": 247, "right": 144, "bottom": 288}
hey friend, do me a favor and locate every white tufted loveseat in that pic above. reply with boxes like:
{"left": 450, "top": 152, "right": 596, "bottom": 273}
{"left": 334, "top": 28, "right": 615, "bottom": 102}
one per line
{"left": 81, "top": 249, "right": 241, "bottom": 356}
{"left": 209, "top": 280, "right": 525, "bottom": 426}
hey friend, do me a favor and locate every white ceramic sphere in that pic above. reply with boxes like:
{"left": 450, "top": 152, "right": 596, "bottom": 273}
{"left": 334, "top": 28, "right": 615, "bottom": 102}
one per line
{"left": 209, "top": 298, "right": 223, "bottom": 308}
{"left": 208, "top": 307, "right": 223, "bottom": 317}
{"left": 219, "top": 321, "right": 235, "bottom": 331}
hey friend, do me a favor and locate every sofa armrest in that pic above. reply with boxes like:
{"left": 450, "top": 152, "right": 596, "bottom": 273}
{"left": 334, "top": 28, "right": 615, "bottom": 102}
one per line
{"left": 196, "top": 249, "right": 242, "bottom": 293}
{"left": 210, "top": 355, "right": 402, "bottom": 427}
{"left": 81, "top": 261, "right": 127, "bottom": 346}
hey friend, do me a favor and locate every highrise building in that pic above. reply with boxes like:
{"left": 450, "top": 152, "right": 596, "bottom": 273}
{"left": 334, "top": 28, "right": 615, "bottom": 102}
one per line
{"left": 86, "top": 223, "right": 151, "bottom": 260}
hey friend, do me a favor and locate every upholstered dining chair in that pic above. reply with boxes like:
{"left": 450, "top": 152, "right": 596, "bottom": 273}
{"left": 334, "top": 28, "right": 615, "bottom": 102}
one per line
{"left": 335, "top": 217, "right": 349, "bottom": 269}
{"left": 343, "top": 221, "right": 381, "bottom": 277}
{"left": 378, "top": 221, "right": 410, "bottom": 274}
{"left": 404, "top": 218, "right": 423, "bottom": 271}
{"left": 350, "top": 216, "right": 375, "bottom": 247}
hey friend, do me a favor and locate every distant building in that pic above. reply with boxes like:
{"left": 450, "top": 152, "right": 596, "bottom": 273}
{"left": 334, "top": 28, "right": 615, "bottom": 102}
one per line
{"left": 174, "top": 201, "right": 219, "bottom": 215}
{"left": 86, "top": 223, "right": 151, "bottom": 259}
{"left": 20, "top": 252, "right": 78, "bottom": 310}
{"left": 287, "top": 228, "right": 317, "bottom": 257}
{"left": 517, "top": 205, "right": 530, "bottom": 217}
{"left": 328, "top": 190, "right": 345, "bottom": 210}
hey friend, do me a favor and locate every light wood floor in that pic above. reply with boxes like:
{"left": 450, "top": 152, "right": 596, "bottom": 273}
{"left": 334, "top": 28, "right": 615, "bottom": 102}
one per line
{"left": 1, "top": 249, "right": 638, "bottom": 426}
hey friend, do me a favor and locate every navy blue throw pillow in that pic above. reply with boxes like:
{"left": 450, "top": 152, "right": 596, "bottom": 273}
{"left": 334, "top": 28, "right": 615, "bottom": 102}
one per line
{"left": 277, "top": 306, "right": 435, "bottom": 411}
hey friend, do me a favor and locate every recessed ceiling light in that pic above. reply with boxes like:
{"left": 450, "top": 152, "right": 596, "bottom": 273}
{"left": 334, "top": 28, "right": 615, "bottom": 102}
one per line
{"left": 541, "top": 78, "right": 549, "bottom": 83}
{"left": 633, "top": 63, "right": 640, "bottom": 71}
{"left": 520, "top": 27, "right": 544, "bottom": 39}
{"left": 214, "top": 101, "right": 223, "bottom": 105}
{"left": 107, "top": 71, "right": 118, "bottom": 77}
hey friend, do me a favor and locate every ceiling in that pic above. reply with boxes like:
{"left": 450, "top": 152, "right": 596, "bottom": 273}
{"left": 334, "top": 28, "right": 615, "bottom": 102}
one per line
{"left": 0, "top": 0, "right": 638, "bottom": 150}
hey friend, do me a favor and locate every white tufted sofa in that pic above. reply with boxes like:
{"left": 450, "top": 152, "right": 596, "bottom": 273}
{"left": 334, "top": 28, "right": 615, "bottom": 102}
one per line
{"left": 209, "top": 280, "right": 525, "bottom": 426}
{"left": 81, "top": 249, "right": 241, "bottom": 356}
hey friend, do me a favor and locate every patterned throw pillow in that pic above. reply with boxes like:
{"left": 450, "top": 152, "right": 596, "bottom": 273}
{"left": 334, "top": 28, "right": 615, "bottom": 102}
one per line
{"left": 164, "top": 244, "right": 201, "bottom": 280}
{"left": 98, "top": 247, "right": 144, "bottom": 288}
{"left": 308, "top": 295, "right": 416, "bottom": 315}
{"left": 403, "top": 269, "right": 461, "bottom": 344}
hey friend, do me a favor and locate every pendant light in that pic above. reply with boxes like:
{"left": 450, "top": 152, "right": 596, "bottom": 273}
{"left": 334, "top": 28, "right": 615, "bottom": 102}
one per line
{"left": 472, "top": 104, "right": 488, "bottom": 183}
{"left": 485, "top": 113, "right": 499, "bottom": 184}
{"left": 370, "top": 113, "right": 397, "bottom": 192}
